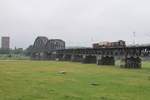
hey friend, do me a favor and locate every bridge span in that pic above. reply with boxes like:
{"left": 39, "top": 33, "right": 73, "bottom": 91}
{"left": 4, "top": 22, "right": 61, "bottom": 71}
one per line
{"left": 31, "top": 45, "right": 150, "bottom": 69}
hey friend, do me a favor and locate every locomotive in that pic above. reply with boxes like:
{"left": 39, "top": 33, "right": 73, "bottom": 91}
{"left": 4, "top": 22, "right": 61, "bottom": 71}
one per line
{"left": 93, "top": 40, "right": 126, "bottom": 48}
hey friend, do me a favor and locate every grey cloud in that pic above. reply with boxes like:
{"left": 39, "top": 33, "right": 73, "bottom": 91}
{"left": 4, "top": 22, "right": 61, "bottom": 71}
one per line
{"left": 0, "top": 0, "right": 150, "bottom": 48}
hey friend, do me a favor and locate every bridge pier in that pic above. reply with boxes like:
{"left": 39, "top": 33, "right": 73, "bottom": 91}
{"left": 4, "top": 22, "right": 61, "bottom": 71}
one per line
{"left": 62, "top": 54, "right": 72, "bottom": 61}
{"left": 71, "top": 55, "right": 83, "bottom": 62}
{"left": 82, "top": 55, "right": 97, "bottom": 64}
{"left": 97, "top": 56, "right": 115, "bottom": 65}
{"left": 31, "top": 52, "right": 48, "bottom": 60}
{"left": 122, "top": 57, "right": 142, "bottom": 69}
{"left": 54, "top": 54, "right": 63, "bottom": 61}
{"left": 48, "top": 53, "right": 57, "bottom": 60}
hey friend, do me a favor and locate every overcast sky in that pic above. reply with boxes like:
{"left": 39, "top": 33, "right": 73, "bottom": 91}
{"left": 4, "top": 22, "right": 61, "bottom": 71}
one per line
{"left": 0, "top": 0, "right": 150, "bottom": 48}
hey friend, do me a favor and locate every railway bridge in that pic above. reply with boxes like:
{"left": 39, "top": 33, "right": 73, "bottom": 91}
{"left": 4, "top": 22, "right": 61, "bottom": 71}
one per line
{"left": 50, "top": 46, "right": 150, "bottom": 68}
{"left": 29, "top": 36, "right": 150, "bottom": 69}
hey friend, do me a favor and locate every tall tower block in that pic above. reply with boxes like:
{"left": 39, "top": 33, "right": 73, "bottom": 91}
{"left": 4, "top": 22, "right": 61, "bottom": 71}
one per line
{"left": 1, "top": 36, "right": 10, "bottom": 50}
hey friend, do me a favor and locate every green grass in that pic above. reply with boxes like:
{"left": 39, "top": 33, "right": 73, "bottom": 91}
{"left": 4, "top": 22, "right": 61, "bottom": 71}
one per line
{"left": 0, "top": 54, "right": 29, "bottom": 60}
{"left": 0, "top": 60, "right": 150, "bottom": 100}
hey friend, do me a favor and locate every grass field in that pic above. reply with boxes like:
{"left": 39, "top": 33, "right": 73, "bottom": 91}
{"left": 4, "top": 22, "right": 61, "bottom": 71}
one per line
{"left": 0, "top": 60, "right": 150, "bottom": 100}
{"left": 0, "top": 54, "right": 29, "bottom": 60}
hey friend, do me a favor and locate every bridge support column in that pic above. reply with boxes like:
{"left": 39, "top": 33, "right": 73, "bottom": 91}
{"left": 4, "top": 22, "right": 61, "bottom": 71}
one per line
{"left": 54, "top": 54, "right": 63, "bottom": 61}
{"left": 35, "top": 53, "right": 41, "bottom": 60}
{"left": 31, "top": 52, "right": 49, "bottom": 60}
{"left": 62, "top": 54, "right": 72, "bottom": 61}
{"left": 97, "top": 56, "right": 115, "bottom": 65}
{"left": 82, "top": 55, "right": 97, "bottom": 64}
{"left": 71, "top": 55, "right": 83, "bottom": 62}
{"left": 122, "top": 57, "right": 142, "bottom": 69}
{"left": 31, "top": 53, "right": 41, "bottom": 60}
{"left": 31, "top": 53, "right": 36, "bottom": 60}
{"left": 48, "top": 53, "right": 58, "bottom": 60}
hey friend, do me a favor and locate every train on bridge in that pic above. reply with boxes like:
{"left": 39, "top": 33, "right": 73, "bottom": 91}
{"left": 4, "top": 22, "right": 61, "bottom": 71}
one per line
{"left": 93, "top": 40, "right": 126, "bottom": 48}
{"left": 27, "top": 36, "right": 150, "bottom": 69}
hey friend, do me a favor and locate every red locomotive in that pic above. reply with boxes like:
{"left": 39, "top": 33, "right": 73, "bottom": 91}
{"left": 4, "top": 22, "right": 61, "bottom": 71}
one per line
{"left": 93, "top": 40, "right": 126, "bottom": 48}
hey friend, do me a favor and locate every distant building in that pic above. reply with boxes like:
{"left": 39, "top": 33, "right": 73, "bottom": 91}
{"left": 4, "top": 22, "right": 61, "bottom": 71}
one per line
{"left": 1, "top": 36, "right": 10, "bottom": 50}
